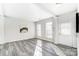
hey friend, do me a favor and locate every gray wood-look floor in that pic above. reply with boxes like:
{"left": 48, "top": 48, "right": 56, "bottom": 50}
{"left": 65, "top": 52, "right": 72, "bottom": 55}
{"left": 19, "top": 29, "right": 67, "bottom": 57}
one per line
{"left": 0, "top": 38, "right": 77, "bottom": 56}
{"left": 42, "top": 40, "right": 58, "bottom": 56}
{"left": 56, "top": 44, "right": 77, "bottom": 56}
{"left": 0, "top": 39, "right": 37, "bottom": 56}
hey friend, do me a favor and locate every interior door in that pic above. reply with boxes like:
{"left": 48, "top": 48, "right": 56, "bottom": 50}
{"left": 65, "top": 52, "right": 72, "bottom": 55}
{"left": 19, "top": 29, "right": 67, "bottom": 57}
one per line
{"left": 57, "top": 12, "right": 76, "bottom": 48}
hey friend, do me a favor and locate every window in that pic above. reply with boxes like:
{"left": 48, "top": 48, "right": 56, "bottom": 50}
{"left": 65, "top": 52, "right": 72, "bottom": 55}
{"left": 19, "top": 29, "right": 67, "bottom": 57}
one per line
{"left": 37, "top": 24, "right": 41, "bottom": 36}
{"left": 60, "top": 23, "right": 71, "bottom": 35}
{"left": 46, "top": 22, "right": 52, "bottom": 38}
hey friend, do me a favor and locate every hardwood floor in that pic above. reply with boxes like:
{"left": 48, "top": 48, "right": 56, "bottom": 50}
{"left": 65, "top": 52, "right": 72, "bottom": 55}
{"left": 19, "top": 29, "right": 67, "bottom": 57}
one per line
{"left": 56, "top": 44, "right": 77, "bottom": 56}
{"left": 0, "top": 39, "right": 37, "bottom": 56}
{"left": 0, "top": 38, "right": 77, "bottom": 56}
{"left": 42, "top": 40, "right": 58, "bottom": 56}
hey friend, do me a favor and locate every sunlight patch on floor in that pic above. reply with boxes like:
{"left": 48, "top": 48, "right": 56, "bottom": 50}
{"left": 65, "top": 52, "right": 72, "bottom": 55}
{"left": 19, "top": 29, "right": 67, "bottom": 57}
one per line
{"left": 34, "top": 40, "right": 42, "bottom": 56}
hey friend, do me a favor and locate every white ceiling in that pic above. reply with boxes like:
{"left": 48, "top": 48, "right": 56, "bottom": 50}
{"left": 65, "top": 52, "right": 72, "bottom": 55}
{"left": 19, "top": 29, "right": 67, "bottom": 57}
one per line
{"left": 0, "top": 3, "right": 77, "bottom": 22}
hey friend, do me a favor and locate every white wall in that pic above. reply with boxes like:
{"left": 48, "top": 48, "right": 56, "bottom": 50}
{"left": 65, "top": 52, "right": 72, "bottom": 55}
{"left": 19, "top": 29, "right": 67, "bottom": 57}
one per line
{"left": 55, "top": 11, "right": 77, "bottom": 48}
{"left": 0, "top": 17, "right": 4, "bottom": 44}
{"left": 3, "top": 17, "right": 35, "bottom": 43}
{"left": 77, "top": 33, "right": 79, "bottom": 56}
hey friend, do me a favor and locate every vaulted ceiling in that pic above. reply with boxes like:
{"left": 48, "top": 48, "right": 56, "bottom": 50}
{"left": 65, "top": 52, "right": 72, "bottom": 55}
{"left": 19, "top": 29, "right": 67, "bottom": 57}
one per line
{"left": 0, "top": 3, "right": 77, "bottom": 22}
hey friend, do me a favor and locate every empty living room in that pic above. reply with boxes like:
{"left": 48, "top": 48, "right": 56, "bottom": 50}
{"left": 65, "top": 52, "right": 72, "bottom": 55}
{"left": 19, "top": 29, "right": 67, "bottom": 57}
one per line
{"left": 0, "top": 2, "right": 79, "bottom": 57}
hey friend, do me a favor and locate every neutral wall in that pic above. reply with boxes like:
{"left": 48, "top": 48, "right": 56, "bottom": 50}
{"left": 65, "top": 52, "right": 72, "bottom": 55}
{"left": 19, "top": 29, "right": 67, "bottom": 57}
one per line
{"left": 0, "top": 17, "right": 4, "bottom": 44}
{"left": 77, "top": 33, "right": 79, "bottom": 56}
{"left": 56, "top": 11, "right": 77, "bottom": 48}
{"left": 3, "top": 17, "right": 35, "bottom": 44}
